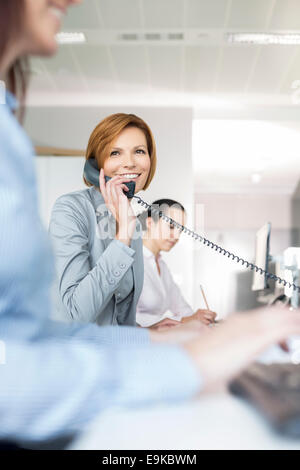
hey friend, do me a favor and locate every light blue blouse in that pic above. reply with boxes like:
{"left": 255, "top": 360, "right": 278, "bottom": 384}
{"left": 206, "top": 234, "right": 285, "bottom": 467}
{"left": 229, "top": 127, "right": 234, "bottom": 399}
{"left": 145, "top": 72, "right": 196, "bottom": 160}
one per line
{"left": 0, "top": 90, "right": 201, "bottom": 444}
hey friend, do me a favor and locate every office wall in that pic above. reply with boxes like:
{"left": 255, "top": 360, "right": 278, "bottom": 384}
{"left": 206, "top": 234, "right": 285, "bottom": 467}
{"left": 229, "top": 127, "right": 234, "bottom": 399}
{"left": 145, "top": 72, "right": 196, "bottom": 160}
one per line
{"left": 27, "top": 106, "right": 195, "bottom": 306}
{"left": 193, "top": 193, "right": 293, "bottom": 318}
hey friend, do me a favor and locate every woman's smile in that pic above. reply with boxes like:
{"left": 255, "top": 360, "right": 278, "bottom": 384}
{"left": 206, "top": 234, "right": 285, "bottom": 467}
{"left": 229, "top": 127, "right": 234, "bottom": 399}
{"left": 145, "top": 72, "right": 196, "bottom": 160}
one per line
{"left": 104, "top": 127, "right": 151, "bottom": 193}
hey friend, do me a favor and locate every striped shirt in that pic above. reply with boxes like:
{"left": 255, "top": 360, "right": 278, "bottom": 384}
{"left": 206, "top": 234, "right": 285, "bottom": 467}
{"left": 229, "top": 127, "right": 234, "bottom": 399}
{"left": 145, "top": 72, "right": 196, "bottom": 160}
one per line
{"left": 0, "top": 91, "right": 201, "bottom": 444}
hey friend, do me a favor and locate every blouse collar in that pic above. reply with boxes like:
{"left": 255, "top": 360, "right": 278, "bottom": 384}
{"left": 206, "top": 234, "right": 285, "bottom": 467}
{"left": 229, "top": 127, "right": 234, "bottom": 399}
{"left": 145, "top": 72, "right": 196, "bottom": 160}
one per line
{"left": 143, "top": 245, "right": 161, "bottom": 260}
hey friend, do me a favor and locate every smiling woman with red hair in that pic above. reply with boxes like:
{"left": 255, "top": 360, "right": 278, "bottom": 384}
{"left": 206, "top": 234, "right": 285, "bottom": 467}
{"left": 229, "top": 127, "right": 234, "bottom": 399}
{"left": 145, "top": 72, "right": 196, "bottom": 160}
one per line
{"left": 49, "top": 112, "right": 157, "bottom": 326}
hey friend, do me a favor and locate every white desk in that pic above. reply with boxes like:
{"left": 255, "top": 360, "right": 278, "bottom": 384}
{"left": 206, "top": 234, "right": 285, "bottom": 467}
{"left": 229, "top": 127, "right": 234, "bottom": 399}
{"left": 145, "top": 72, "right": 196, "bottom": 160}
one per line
{"left": 70, "top": 391, "right": 300, "bottom": 450}
{"left": 71, "top": 344, "right": 300, "bottom": 451}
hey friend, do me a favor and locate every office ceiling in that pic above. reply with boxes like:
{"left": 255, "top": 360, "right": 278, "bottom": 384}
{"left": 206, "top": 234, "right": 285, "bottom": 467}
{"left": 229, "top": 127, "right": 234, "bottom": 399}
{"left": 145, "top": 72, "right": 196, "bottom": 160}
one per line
{"left": 28, "top": 0, "right": 300, "bottom": 197}
{"left": 29, "top": 0, "right": 300, "bottom": 107}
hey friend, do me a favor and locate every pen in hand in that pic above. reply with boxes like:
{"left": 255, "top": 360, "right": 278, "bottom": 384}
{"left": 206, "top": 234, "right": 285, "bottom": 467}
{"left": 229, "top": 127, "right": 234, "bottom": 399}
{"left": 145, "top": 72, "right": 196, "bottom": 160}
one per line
{"left": 200, "top": 284, "right": 217, "bottom": 325}
{"left": 200, "top": 284, "right": 210, "bottom": 311}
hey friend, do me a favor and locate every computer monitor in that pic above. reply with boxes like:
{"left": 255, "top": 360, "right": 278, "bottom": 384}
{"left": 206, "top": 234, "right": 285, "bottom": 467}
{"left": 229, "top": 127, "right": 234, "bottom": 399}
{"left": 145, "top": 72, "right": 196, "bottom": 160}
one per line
{"left": 251, "top": 222, "right": 271, "bottom": 291}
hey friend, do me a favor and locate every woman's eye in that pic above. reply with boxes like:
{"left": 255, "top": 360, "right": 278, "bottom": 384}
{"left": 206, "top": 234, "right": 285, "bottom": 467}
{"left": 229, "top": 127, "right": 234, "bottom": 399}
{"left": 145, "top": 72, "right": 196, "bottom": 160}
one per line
{"left": 136, "top": 149, "right": 146, "bottom": 154}
{"left": 110, "top": 151, "right": 119, "bottom": 157}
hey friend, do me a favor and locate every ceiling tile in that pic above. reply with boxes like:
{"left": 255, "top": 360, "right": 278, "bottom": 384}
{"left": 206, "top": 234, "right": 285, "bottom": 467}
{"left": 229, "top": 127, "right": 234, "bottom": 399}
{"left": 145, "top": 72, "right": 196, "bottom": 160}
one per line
{"left": 72, "top": 45, "right": 114, "bottom": 91}
{"left": 227, "top": 0, "right": 274, "bottom": 29}
{"left": 184, "top": 46, "right": 219, "bottom": 92}
{"left": 248, "top": 45, "right": 298, "bottom": 93}
{"left": 62, "top": 1, "right": 102, "bottom": 29}
{"left": 28, "top": 58, "right": 55, "bottom": 92}
{"left": 110, "top": 46, "right": 149, "bottom": 92}
{"left": 72, "top": 45, "right": 111, "bottom": 77}
{"left": 269, "top": 0, "right": 300, "bottom": 30}
{"left": 185, "top": 0, "right": 230, "bottom": 28}
{"left": 142, "top": 0, "right": 184, "bottom": 28}
{"left": 28, "top": 75, "right": 54, "bottom": 93}
{"left": 216, "top": 46, "right": 258, "bottom": 93}
{"left": 147, "top": 46, "right": 183, "bottom": 91}
{"left": 40, "top": 46, "right": 85, "bottom": 91}
{"left": 279, "top": 49, "right": 300, "bottom": 97}
{"left": 99, "top": 0, "right": 142, "bottom": 29}
{"left": 43, "top": 46, "right": 78, "bottom": 75}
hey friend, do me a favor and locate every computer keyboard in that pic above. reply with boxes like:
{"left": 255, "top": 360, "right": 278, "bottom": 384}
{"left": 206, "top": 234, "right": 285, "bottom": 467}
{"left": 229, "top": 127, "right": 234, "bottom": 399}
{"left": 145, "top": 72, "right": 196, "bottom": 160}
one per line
{"left": 229, "top": 362, "right": 300, "bottom": 438}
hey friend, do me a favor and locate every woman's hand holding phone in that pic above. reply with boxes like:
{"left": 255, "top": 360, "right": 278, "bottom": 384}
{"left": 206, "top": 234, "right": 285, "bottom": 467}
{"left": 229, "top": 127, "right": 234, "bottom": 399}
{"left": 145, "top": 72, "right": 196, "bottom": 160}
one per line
{"left": 99, "top": 168, "right": 136, "bottom": 246}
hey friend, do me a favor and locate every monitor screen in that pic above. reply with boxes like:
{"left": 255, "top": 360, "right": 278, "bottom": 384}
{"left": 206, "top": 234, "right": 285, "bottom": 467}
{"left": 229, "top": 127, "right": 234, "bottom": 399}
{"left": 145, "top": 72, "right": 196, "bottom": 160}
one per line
{"left": 252, "top": 222, "right": 271, "bottom": 291}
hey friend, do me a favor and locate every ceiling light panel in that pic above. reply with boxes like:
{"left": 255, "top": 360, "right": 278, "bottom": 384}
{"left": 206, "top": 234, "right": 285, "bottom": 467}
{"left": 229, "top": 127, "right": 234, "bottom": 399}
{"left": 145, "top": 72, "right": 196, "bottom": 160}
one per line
{"left": 227, "top": 32, "right": 300, "bottom": 45}
{"left": 56, "top": 32, "right": 86, "bottom": 44}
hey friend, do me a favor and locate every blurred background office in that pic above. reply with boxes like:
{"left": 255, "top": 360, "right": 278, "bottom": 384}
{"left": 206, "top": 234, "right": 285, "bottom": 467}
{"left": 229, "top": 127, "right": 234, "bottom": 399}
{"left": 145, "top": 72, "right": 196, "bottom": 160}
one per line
{"left": 25, "top": 0, "right": 300, "bottom": 320}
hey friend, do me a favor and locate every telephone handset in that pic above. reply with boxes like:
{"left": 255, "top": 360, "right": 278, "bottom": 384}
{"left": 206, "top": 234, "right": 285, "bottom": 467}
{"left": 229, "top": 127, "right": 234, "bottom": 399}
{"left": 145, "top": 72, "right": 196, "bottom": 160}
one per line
{"left": 83, "top": 157, "right": 300, "bottom": 292}
{"left": 83, "top": 157, "right": 136, "bottom": 199}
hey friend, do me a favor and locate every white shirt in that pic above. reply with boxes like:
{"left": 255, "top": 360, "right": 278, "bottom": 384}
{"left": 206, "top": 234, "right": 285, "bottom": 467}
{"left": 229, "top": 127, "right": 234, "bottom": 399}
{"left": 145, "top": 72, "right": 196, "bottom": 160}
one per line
{"left": 136, "top": 246, "right": 193, "bottom": 327}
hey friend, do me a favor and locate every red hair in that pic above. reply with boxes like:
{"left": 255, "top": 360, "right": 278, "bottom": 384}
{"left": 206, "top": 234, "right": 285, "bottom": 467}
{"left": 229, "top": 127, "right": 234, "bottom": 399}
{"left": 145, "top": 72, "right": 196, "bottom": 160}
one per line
{"left": 85, "top": 113, "right": 157, "bottom": 190}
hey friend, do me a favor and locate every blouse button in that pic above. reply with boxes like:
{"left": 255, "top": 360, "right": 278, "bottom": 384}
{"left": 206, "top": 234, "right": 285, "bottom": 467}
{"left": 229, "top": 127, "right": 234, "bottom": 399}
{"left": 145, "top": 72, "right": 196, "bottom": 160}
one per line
{"left": 114, "top": 270, "right": 121, "bottom": 277}
{"left": 108, "top": 278, "right": 115, "bottom": 285}
{"left": 119, "top": 263, "right": 126, "bottom": 269}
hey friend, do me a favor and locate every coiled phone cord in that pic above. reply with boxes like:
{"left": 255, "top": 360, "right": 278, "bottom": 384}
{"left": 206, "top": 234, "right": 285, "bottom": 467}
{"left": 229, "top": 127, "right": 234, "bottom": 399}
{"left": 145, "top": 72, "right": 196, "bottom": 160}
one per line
{"left": 133, "top": 195, "right": 300, "bottom": 294}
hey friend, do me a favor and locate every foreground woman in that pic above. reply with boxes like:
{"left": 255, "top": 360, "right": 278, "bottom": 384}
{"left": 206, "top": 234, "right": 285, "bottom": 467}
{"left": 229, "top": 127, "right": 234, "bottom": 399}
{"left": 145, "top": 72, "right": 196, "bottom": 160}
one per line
{"left": 0, "top": 0, "right": 300, "bottom": 447}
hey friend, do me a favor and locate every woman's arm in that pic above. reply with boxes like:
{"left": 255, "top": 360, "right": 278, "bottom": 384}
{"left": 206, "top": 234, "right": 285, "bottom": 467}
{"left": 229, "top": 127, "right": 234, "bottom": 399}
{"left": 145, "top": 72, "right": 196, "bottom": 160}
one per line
{"left": 49, "top": 197, "right": 135, "bottom": 323}
{"left": 47, "top": 319, "right": 151, "bottom": 345}
{"left": 163, "top": 264, "right": 216, "bottom": 325}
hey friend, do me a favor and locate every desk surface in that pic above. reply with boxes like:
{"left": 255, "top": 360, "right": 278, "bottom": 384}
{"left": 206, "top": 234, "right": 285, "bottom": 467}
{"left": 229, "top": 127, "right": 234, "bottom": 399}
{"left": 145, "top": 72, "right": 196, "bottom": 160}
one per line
{"left": 71, "top": 343, "right": 300, "bottom": 450}
{"left": 71, "top": 390, "right": 300, "bottom": 450}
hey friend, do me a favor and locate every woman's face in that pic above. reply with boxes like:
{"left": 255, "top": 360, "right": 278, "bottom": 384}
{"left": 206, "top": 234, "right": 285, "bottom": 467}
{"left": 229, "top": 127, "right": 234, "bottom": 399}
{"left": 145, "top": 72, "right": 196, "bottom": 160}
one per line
{"left": 147, "top": 207, "right": 186, "bottom": 252}
{"left": 22, "top": 0, "right": 82, "bottom": 56}
{"left": 103, "top": 126, "right": 151, "bottom": 194}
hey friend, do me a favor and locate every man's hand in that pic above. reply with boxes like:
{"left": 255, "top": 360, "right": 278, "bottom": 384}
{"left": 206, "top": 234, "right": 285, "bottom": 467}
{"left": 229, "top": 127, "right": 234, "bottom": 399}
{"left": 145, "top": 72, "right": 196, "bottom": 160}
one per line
{"left": 183, "top": 306, "right": 300, "bottom": 391}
